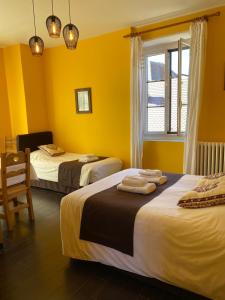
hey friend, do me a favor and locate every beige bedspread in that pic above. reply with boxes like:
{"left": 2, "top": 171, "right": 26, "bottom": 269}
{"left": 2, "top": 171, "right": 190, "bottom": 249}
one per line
{"left": 60, "top": 169, "right": 225, "bottom": 300}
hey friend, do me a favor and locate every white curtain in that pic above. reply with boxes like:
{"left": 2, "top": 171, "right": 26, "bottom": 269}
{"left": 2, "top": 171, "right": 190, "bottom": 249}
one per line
{"left": 183, "top": 20, "right": 207, "bottom": 174}
{"left": 130, "top": 36, "right": 144, "bottom": 168}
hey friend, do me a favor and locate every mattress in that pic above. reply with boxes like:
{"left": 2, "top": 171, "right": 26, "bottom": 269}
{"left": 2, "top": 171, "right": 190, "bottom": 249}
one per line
{"left": 30, "top": 150, "right": 122, "bottom": 186}
{"left": 60, "top": 168, "right": 225, "bottom": 300}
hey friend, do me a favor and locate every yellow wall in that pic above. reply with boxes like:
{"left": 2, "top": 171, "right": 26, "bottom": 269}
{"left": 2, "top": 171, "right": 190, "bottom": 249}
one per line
{"left": 1, "top": 6, "right": 225, "bottom": 172}
{"left": 199, "top": 9, "right": 225, "bottom": 142}
{"left": 1, "top": 44, "right": 49, "bottom": 142}
{"left": 43, "top": 29, "right": 130, "bottom": 166}
{"left": 20, "top": 44, "right": 49, "bottom": 133}
{"left": 0, "top": 49, "right": 11, "bottom": 151}
{"left": 43, "top": 6, "right": 225, "bottom": 172}
{"left": 3, "top": 45, "right": 28, "bottom": 136}
{"left": 143, "top": 141, "right": 184, "bottom": 173}
{"left": 42, "top": 6, "right": 225, "bottom": 172}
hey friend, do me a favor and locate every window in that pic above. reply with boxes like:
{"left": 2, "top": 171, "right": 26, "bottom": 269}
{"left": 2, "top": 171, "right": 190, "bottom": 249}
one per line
{"left": 144, "top": 39, "right": 190, "bottom": 141}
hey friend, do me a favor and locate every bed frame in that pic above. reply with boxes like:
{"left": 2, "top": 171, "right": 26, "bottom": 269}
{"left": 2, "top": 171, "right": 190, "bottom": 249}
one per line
{"left": 16, "top": 131, "right": 53, "bottom": 152}
{"left": 16, "top": 131, "right": 73, "bottom": 194}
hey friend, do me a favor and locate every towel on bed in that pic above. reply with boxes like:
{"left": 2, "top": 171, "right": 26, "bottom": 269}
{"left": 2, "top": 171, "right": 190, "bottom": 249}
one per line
{"left": 139, "top": 169, "right": 162, "bottom": 177}
{"left": 139, "top": 175, "right": 168, "bottom": 185}
{"left": 78, "top": 155, "right": 99, "bottom": 163}
{"left": 117, "top": 182, "right": 156, "bottom": 194}
{"left": 122, "top": 176, "right": 148, "bottom": 187}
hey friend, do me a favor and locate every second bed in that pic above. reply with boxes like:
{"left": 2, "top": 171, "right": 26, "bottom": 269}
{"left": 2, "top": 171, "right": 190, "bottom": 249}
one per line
{"left": 16, "top": 131, "right": 122, "bottom": 193}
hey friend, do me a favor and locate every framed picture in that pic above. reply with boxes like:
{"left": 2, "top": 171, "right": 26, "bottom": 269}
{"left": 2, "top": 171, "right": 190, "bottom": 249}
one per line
{"left": 75, "top": 88, "right": 92, "bottom": 113}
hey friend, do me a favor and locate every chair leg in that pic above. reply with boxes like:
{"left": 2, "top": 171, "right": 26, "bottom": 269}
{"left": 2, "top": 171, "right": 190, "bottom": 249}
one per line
{"left": 13, "top": 197, "right": 18, "bottom": 207}
{"left": 13, "top": 197, "right": 19, "bottom": 217}
{"left": 26, "top": 190, "right": 34, "bottom": 221}
{"left": 3, "top": 206, "right": 14, "bottom": 231}
{"left": 0, "top": 220, "right": 3, "bottom": 248}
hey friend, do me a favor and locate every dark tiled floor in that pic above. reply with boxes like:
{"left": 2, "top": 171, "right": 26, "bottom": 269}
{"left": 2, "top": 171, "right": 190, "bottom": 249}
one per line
{"left": 0, "top": 188, "right": 209, "bottom": 300}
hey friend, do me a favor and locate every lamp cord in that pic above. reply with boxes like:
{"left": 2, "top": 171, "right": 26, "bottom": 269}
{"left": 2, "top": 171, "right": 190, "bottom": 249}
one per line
{"left": 51, "top": 0, "right": 54, "bottom": 15}
{"left": 68, "top": 0, "right": 71, "bottom": 23}
{"left": 32, "top": 0, "right": 37, "bottom": 36}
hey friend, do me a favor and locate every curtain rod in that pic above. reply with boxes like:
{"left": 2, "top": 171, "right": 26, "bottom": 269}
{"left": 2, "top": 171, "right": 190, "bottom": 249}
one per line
{"left": 123, "top": 11, "right": 220, "bottom": 38}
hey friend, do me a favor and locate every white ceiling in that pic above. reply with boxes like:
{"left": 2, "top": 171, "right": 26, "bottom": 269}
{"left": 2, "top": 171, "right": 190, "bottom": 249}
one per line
{"left": 0, "top": 0, "right": 224, "bottom": 48}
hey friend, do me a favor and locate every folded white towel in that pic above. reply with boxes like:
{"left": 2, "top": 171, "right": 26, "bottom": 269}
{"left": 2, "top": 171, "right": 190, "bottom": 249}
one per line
{"left": 84, "top": 154, "right": 95, "bottom": 158}
{"left": 122, "top": 176, "right": 148, "bottom": 187}
{"left": 139, "top": 175, "right": 167, "bottom": 185}
{"left": 78, "top": 156, "right": 99, "bottom": 163}
{"left": 117, "top": 182, "right": 156, "bottom": 195}
{"left": 139, "top": 169, "right": 162, "bottom": 177}
{"left": 79, "top": 154, "right": 95, "bottom": 158}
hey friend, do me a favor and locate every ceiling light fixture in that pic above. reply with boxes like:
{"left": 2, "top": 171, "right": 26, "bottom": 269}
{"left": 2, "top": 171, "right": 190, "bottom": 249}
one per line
{"left": 63, "top": 0, "right": 79, "bottom": 50}
{"left": 29, "top": 0, "right": 44, "bottom": 56}
{"left": 46, "top": 0, "right": 61, "bottom": 38}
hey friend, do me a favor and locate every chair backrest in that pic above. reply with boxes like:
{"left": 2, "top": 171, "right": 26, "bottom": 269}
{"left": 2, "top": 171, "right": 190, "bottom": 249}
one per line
{"left": 4, "top": 136, "right": 16, "bottom": 152}
{"left": 0, "top": 148, "right": 30, "bottom": 194}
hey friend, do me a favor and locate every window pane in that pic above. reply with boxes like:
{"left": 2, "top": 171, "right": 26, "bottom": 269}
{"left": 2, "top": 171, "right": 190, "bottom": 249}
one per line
{"left": 148, "top": 81, "right": 165, "bottom": 106}
{"left": 181, "top": 48, "right": 190, "bottom": 132}
{"left": 181, "top": 104, "right": 188, "bottom": 132}
{"left": 144, "top": 44, "right": 190, "bottom": 137}
{"left": 171, "top": 50, "right": 178, "bottom": 76}
{"left": 182, "top": 48, "right": 190, "bottom": 76}
{"left": 170, "top": 78, "right": 178, "bottom": 132}
{"left": 147, "top": 54, "right": 165, "bottom": 133}
{"left": 147, "top": 54, "right": 165, "bottom": 81}
{"left": 148, "top": 106, "right": 165, "bottom": 132}
{"left": 170, "top": 47, "right": 189, "bottom": 133}
{"left": 181, "top": 48, "right": 190, "bottom": 106}
{"left": 170, "top": 50, "right": 178, "bottom": 132}
{"left": 181, "top": 75, "right": 188, "bottom": 105}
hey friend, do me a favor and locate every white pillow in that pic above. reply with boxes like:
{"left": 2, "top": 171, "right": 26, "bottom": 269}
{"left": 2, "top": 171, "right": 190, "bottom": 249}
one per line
{"left": 38, "top": 144, "right": 65, "bottom": 157}
{"left": 178, "top": 181, "right": 225, "bottom": 208}
{"left": 197, "top": 172, "right": 225, "bottom": 186}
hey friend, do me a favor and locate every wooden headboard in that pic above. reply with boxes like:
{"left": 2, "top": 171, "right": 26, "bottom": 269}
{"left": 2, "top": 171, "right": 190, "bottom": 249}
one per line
{"left": 16, "top": 131, "right": 53, "bottom": 152}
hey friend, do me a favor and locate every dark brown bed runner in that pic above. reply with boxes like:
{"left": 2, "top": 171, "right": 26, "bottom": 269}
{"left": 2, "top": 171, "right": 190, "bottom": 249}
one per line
{"left": 80, "top": 173, "right": 183, "bottom": 256}
{"left": 58, "top": 157, "right": 106, "bottom": 189}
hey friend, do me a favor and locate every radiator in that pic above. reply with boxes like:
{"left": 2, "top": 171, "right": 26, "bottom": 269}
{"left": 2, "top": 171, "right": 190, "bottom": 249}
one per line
{"left": 196, "top": 142, "right": 225, "bottom": 176}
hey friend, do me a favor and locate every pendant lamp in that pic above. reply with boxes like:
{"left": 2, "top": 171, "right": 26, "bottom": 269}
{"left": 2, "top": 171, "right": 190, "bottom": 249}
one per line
{"left": 46, "top": 0, "right": 61, "bottom": 38}
{"left": 29, "top": 0, "right": 44, "bottom": 56}
{"left": 63, "top": 0, "right": 79, "bottom": 50}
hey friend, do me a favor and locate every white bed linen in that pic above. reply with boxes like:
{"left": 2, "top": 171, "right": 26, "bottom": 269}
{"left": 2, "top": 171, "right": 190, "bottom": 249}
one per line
{"left": 30, "top": 150, "right": 122, "bottom": 186}
{"left": 0, "top": 160, "right": 37, "bottom": 189}
{"left": 60, "top": 168, "right": 225, "bottom": 300}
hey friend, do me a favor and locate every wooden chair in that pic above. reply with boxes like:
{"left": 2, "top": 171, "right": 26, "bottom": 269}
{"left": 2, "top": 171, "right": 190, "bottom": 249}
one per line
{"left": 0, "top": 220, "right": 3, "bottom": 249}
{"left": 4, "top": 136, "right": 16, "bottom": 152}
{"left": 0, "top": 148, "right": 34, "bottom": 231}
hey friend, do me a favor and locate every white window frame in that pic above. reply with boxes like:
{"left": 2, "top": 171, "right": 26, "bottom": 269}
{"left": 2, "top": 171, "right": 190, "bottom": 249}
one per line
{"left": 143, "top": 40, "right": 190, "bottom": 142}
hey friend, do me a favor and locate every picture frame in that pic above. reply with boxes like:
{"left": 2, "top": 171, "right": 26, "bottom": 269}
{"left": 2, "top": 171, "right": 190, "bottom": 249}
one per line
{"left": 75, "top": 88, "right": 92, "bottom": 114}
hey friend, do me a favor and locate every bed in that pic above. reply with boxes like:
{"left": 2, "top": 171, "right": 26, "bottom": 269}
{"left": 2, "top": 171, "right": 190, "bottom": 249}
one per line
{"left": 16, "top": 131, "right": 122, "bottom": 194}
{"left": 60, "top": 168, "right": 225, "bottom": 300}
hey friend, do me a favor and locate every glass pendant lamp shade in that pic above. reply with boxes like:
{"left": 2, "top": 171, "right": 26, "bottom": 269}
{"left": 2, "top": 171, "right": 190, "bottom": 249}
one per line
{"left": 29, "top": 0, "right": 44, "bottom": 56}
{"left": 29, "top": 36, "right": 44, "bottom": 56}
{"left": 63, "top": 0, "right": 79, "bottom": 50}
{"left": 63, "top": 23, "right": 79, "bottom": 49}
{"left": 46, "top": 15, "right": 61, "bottom": 38}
